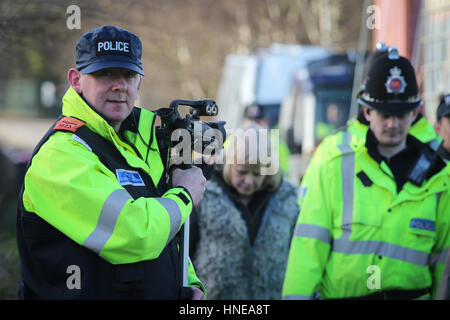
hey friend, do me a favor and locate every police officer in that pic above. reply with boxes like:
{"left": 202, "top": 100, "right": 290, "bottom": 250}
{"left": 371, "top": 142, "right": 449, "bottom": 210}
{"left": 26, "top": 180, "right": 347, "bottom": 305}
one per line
{"left": 299, "top": 45, "right": 440, "bottom": 208}
{"left": 434, "top": 94, "right": 450, "bottom": 161}
{"left": 16, "top": 26, "right": 206, "bottom": 299}
{"left": 283, "top": 51, "right": 450, "bottom": 299}
{"left": 242, "top": 103, "right": 291, "bottom": 177}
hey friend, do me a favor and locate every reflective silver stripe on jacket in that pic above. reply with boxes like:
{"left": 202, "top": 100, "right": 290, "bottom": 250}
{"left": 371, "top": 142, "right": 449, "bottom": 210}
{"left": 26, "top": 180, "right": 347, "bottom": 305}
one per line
{"left": 155, "top": 197, "right": 182, "bottom": 244}
{"left": 436, "top": 248, "right": 450, "bottom": 299}
{"left": 293, "top": 226, "right": 433, "bottom": 266}
{"left": 431, "top": 193, "right": 445, "bottom": 266}
{"left": 83, "top": 189, "right": 132, "bottom": 254}
{"left": 437, "top": 192, "right": 442, "bottom": 209}
{"left": 333, "top": 238, "right": 430, "bottom": 266}
{"left": 282, "top": 295, "right": 313, "bottom": 300}
{"left": 83, "top": 191, "right": 183, "bottom": 254}
{"left": 294, "top": 224, "right": 330, "bottom": 244}
{"left": 431, "top": 248, "right": 450, "bottom": 266}
{"left": 337, "top": 131, "right": 355, "bottom": 240}
{"left": 428, "top": 138, "right": 441, "bottom": 152}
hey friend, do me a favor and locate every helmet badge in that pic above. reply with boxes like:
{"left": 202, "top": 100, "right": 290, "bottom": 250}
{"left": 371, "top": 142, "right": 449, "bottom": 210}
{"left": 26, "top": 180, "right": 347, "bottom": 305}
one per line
{"left": 385, "top": 66, "right": 407, "bottom": 94}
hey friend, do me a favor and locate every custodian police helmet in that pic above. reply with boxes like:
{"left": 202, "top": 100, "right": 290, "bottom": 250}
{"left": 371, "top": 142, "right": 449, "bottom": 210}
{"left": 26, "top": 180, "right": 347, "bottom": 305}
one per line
{"left": 358, "top": 46, "right": 422, "bottom": 116}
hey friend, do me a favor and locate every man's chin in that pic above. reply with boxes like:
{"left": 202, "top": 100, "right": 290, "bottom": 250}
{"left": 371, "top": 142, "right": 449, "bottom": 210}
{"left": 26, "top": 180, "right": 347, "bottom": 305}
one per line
{"left": 379, "top": 139, "right": 403, "bottom": 148}
{"left": 238, "top": 189, "right": 254, "bottom": 196}
{"left": 104, "top": 109, "right": 132, "bottom": 122}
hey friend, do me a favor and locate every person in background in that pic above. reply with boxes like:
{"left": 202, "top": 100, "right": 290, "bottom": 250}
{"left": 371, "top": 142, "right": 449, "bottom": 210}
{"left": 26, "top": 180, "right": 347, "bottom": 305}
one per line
{"left": 191, "top": 125, "right": 299, "bottom": 299}
{"left": 242, "top": 103, "right": 291, "bottom": 178}
{"left": 283, "top": 50, "right": 450, "bottom": 300}
{"left": 298, "top": 45, "right": 441, "bottom": 208}
{"left": 434, "top": 93, "right": 450, "bottom": 162}
{"left": 315, "top": 103, "right": 343, "bottom": 141}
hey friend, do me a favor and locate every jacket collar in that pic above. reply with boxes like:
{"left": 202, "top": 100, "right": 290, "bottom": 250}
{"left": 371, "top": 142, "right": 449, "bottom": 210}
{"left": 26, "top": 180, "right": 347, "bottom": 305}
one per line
{"left": 61, "top": 86, "right": 142, "bottom": 157}
{"left": 62, "top": 87, "right": 116, "bottom": 139}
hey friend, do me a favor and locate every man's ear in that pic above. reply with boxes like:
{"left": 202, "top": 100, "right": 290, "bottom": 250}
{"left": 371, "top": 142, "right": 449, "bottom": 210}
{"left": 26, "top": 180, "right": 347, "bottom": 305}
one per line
{"left": 434, "top": 121, "right": 441, "bottom": 135}
{"left": 362, "top": 106, "right": 371, "bottom": 122}
{"left": 68, "top": 68, "right": 82, "bottom": 94}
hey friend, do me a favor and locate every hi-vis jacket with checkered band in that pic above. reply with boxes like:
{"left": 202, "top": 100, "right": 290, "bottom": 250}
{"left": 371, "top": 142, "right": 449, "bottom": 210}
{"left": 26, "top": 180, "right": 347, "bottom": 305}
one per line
{"left": 283, "top": 128, "right": 450, "bottom": 300}
{"left": 17, "top": 87, "right": 204, "bottom": 299}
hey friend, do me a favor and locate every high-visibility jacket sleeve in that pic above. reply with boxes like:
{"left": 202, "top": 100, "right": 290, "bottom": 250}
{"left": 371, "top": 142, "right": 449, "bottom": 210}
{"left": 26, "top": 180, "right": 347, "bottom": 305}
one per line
{"left": 22, "top": 132, "right": 193, "bottom": 265}
{"left": 282, "top": 160, "right": 332, "bottom": 299}
{"left": 298, "top": 140, "right": 326, "bottom": 207}
{"left": 299, "top": 133, "right": 342, "bottom": 207}
{"left": 188, "top": 259, "right": 206, "bottom": 298}
{"left": 431, "top": 188, "right": 450, "bottom": 299}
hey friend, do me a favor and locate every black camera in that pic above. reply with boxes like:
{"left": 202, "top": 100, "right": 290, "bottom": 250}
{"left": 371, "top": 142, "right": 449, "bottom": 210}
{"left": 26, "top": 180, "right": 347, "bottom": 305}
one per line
{"left": 155, "top": 99, "right": 226, "bottom": 178}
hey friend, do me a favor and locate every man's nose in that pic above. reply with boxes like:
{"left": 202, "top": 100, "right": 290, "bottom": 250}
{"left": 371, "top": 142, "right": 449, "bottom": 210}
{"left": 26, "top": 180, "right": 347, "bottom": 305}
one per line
{"left": 386, "top": 116, "right": 399, "bottom": 128}
{"left": 244, "top": 176, "right": 253, "bottom": 185}
{"left": 111, "top": 76, "right": 127, "bottom": 91}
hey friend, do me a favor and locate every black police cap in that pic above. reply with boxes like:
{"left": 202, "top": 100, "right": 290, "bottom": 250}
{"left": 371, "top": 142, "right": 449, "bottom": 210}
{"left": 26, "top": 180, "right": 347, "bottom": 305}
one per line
{"left": 437, "top": 94, "right": 450, "bottom": 118}
{"left": 358, "top": 47, "right": 422, "bottom": 116}
{"left": 76, "top": 25, "right": 144, "bottom": 75}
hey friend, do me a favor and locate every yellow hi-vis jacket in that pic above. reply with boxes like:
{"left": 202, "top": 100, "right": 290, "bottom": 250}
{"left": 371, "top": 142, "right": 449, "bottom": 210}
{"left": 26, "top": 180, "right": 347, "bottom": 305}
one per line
{"left": 283, "top": 131, "right": 450, "bottom": 299}
{"left": 20, "top": 87, "right": 204, "bottom": 297}
{"left": 299, "top": 115, "right": 442, "bottom": 207}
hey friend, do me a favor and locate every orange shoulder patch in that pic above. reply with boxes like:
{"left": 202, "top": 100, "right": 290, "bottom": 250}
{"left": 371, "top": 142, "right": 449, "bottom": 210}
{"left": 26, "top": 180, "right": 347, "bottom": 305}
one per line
{"left": 54, "top": 117, "right": 85, "bottom": 133}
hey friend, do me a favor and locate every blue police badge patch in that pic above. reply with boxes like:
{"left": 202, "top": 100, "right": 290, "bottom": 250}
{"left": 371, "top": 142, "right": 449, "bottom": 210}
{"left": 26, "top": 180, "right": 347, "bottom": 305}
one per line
{"left": 409, "top": 218, "right": 435, "bottom": 232}
{"left": 385, "top": 66, "right": 407, "bottom": 94}
{"left": 116, "top": 169, "right": 145, "bottom": 186}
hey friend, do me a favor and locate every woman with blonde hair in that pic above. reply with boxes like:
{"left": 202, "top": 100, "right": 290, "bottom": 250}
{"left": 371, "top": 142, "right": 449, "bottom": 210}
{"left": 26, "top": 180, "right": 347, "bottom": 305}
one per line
{"left": 190, "top": 125, "right": 299, "bottom": 300}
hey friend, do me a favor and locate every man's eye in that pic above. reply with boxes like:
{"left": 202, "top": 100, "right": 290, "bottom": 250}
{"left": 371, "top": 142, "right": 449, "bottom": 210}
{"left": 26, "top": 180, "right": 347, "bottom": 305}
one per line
{"left": 94, "top": 70, "right": 104, "bottom": 76}
{"left": 125, "top": 72, "right": 138, "bottom": 79}
{"left": 95, "top": 70, "right": 113, "bottom": 77}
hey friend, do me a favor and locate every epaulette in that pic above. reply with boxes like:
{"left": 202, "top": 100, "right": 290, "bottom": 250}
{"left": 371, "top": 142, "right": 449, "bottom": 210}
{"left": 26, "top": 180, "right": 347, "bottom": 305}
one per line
{"left": 53, "top": 116, "right": 86, "bottom": 133}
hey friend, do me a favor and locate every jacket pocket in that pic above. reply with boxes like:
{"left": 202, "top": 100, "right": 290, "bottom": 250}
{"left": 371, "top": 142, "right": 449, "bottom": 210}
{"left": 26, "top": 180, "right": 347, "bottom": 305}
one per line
{"left": 404, "top": 195, "right": 437, "bottom": 253}
{"left": 112, "top": 241, "right": 180, "bottom": 299}
{"left": 338, "top": 200, "right": 383, "bottom": 242}
{"left": 407, "top": 218, "right": 436, "bottom": 254}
